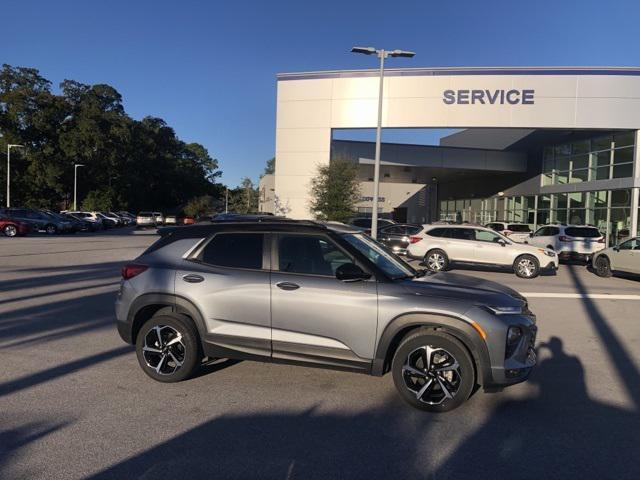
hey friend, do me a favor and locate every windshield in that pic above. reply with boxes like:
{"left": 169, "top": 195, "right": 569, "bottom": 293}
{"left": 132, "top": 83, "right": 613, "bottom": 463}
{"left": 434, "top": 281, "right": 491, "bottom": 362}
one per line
{"left": 342, "top": 233, "right": 416, "bottom": 280}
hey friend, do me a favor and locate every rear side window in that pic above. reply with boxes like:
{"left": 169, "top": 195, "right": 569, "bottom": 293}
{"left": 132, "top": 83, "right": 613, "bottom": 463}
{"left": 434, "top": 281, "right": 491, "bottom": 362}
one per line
{"left": 508, "top": 224, "right": 531, "bottom": 232}
{"left": 352, "top": 219, "right": 371, "bottom": 228}
{"left": 426, "top": 228, "right": 447, "bottom": 237}
{"left": 448, "top": 228, "right": 475, "bottom": 241}
{"left": 405, "top": 225, "right": 422, "bottom": 235}
{"left": 202, "top": 233, "right": 264, "bottom": 269}
{"left": 565, "top": 227, "right": 600, "bottom": 238}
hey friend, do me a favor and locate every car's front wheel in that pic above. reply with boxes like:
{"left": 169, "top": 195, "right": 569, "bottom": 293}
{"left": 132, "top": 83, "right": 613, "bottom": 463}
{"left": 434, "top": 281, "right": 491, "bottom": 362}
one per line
{"left": 514, "top": 254, "right": 539, "bottom": 279}
{"left": 3, "top": 224, "right": 18, "bottom": 237}
{"left": 594, "top": 255, "right": 612, "bottom": 278}
{"left": 45, "top": 224, "right": 57, "bottom": 235}
{"left": 424, "top": 249, "right": 449, "bottom": 272}
{"left": 135, "top": 314, "right": 202, "bottom": 382}
{"left": 391, "top": 329, "right": 475, "bottom": 412}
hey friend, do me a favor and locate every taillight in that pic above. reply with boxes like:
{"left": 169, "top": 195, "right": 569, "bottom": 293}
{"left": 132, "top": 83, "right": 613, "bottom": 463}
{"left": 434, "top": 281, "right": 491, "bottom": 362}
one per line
{"left": 409, "top": 236, "right": 422, "bottom": 244}
{"left": 121, "top": 263, "right": 148, "bottom": 280}
{"left": 559, "top": 235, "right": 571, "bottom": 242}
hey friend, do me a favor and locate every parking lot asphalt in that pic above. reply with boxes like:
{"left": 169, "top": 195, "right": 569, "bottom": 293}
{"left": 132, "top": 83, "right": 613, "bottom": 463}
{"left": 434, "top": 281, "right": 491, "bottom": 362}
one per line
{"left": 1, "top": 230, "right": 639, "bottom": 479}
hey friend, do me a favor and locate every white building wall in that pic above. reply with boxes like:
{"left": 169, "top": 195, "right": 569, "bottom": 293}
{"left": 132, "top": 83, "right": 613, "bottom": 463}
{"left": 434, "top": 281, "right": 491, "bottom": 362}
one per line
{"left": 275, "top": 68, "right": 640, "bottom": 219}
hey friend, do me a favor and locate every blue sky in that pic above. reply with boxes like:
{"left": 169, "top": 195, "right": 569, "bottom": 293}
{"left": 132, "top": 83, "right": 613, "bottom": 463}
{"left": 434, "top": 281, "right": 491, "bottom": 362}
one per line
{"left": 3, "top": 0, "right": 640, "bottom": 186}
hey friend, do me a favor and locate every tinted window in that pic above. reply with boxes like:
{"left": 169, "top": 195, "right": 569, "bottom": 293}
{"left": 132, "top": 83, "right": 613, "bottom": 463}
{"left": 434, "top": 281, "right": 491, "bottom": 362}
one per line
{"left": 278, "top": 234, "right": 351, "bottom": 276}
{"left": 201, "top": 233, "right": 264, "bottom": 269}
{"left": 487, "top": 223, "right": 501, "bottom": 231}
{"left": 405, "top": 225, "right": 422, "bottom": 235}
{"left": 618, "top": 239, "right": 637, "bottom": 250}
{"left": 427, "top": 228, "right": 447, "bottom": 237}
{"left": 565, "top": 227, "right": 600, "bottom": 238}
{"left": 381, "top": 225, "right": 404, "bottom": 234}
{"left": 352, "top": 219, "right": 371, "bottom": 228}
{"left": 448, "top": 228, "right": 475, "bottom": 241}
{"left": 507, "top": 224, "right": 531, "bottom": 232}
{"left": 549, "top": 227, "right": 560, "bottom": 236}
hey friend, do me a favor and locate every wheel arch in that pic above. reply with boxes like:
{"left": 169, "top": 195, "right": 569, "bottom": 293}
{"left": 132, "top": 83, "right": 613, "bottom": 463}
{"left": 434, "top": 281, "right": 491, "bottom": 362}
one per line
{"left": 127, "top": 293, "right": 206, "bottom": 344}
{"left": 372, "top": 313, "right": 492, "bottom": 387}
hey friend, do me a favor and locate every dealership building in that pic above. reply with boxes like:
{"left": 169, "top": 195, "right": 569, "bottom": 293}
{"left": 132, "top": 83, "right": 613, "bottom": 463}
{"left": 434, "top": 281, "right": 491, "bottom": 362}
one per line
{"left": 259, "top": 67, "right": 640, "bottom": 245}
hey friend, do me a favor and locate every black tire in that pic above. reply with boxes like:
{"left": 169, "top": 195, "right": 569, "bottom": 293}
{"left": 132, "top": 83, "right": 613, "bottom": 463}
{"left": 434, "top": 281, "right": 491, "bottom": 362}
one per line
{"left": 423, "top": 249, "right": 449, "bottom": 272}
{"left": 3, "top": 224, "right": 18, "bottom": 237}
{"left": 594, "top": 255, "right": 612, "bottom": 278}
{"left": 391, "top": 329, "right": 475, "bottom": 413}
{"left": 513, "top": 254, "right": 540, "bottom": 279}
{"left": 45, "top": 224, "right": 57, "bottom": 235}
{"left": 135, "top": 314, "right": 202, "bottom": 382}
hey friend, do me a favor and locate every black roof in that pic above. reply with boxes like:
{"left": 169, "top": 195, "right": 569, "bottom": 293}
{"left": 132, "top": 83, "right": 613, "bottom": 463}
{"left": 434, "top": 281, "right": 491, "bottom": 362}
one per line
{"left": 157, "top": 219, "right": 361, "bottom": 238}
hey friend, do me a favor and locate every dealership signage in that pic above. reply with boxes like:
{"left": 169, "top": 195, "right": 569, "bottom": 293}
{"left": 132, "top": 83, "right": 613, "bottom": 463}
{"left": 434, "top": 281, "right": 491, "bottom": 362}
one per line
{"left": 443, "top": 89, "right": 535, "bottom": 105}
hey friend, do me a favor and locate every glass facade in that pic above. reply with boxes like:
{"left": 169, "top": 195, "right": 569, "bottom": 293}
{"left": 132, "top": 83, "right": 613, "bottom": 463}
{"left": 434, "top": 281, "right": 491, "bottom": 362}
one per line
{"left": 440, "top": 189, "right": 636, "bottom": 246}
{"left": 541, "top": 132, "right": 634, "bottom": 186}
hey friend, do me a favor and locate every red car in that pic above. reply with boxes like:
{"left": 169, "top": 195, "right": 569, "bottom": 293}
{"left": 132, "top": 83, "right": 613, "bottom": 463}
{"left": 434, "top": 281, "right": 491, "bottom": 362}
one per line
{"left": 182, "top": 216, "right": 196, "bottom": 225}
{"left": 1, "top": 217, "right": 31, "bottom": 237}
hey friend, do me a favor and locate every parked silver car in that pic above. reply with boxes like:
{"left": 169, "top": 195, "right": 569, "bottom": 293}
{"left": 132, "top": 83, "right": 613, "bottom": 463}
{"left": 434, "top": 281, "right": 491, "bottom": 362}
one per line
{"left": 115, "top": 220, "right": 537, "bottom": 412}
{"left": 592, "top": 237, "right": 640, "bottom": 277}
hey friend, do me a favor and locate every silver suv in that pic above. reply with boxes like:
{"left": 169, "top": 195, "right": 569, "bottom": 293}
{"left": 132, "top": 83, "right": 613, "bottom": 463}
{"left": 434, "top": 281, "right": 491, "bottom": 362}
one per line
{"left": 115, "top": 220, "right": 537, "bottom": 412}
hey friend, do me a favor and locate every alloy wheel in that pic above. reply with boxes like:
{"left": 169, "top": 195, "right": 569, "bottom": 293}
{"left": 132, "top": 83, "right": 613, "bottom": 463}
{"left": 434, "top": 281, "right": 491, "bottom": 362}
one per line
{"left": 427, "top": 253, "right": 445, "bottom": 271}
{"left": 142, "top": 325, "right": 186, "bottom": 375}
{"left": 4, "top": 225, "right": 17, "bottom": 237}
{"left": 402, "top": 345, "right": 462, "bottom": 405}
{"left": 517, "top": 258, "right": 536, "bottom": 278}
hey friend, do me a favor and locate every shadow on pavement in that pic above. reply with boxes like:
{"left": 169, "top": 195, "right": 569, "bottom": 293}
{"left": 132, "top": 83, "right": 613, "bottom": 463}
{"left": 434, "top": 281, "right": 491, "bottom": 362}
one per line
{"left": 88, "top": 337, "right": 639, "bottom": 480}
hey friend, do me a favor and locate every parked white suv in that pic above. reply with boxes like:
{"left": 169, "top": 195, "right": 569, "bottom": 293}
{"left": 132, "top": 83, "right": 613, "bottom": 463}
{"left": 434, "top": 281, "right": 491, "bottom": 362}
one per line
{"left": 526, "top": 224, "right": 605, "bottom": 261}
{"left": 486, "top": 222, "right": 532, "bottom": 243}
{"left": 407, "top": 224, "right": 558, "bottom": 279}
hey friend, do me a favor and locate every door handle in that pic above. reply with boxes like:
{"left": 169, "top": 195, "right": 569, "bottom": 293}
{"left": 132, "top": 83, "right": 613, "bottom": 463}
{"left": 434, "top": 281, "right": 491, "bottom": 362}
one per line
{"left": 182, "top": 274, "right": 204, "bottom": 283}
{"left": 276, "top": 281, "right": 300, "bottom": 291}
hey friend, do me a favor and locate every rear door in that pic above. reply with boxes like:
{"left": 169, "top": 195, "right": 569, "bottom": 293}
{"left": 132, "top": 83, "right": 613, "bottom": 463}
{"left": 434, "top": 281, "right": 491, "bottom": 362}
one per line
{"left": 175, "top": 232, "right": 272, "bottom": 359}
{"left": 530, "top": 226, "right": 555, "bottom": 248}
{"left": 270, "top": 232, "right": 377, "bottom": 370}
{"left": 444, "top": 228, "right": 476, "bottom": 262}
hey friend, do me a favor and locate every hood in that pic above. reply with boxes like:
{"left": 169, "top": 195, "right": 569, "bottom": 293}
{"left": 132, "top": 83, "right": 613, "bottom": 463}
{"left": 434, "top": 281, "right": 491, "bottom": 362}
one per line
{"left": 402, "top": 271, "right": 525, "bottom": 308}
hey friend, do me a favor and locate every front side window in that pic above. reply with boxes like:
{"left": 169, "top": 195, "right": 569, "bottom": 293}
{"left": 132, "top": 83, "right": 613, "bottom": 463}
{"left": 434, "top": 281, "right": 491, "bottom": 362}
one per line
{"left": 342, "top": 234, "right": 415, "bottom": 280}
{"left": 618, "top": 239, "right": 637, "bottom": 250}
{"left": 278, "top": 234, "right": 351, "bottom": 276}
{"left": 474, "top": 229, "right": 504, "bottom": 243}
{"left": 201, "top": 233, "right": 264, "bottom": 269}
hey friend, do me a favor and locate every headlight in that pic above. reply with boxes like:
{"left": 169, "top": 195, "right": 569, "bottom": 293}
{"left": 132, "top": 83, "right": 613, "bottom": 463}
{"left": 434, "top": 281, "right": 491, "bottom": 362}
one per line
{"left": 538, "top": 248, "right": 555, "bottom": 257}
{"left": 485, "top": 305, "right": 523, "bottom": 315}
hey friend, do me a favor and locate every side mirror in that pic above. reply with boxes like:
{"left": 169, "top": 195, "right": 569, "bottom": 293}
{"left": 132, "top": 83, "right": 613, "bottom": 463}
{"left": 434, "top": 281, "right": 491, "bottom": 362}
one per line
{"left": 613, "top": 246, "right": 620, "bottom": 252}
{"left": 335, "top": 263, "right": 371, "bottom": 282}
{"left": 498, "top": 239, "right": 507, "bottom": 247}
{"left": 528, "top": 233, "right": 533, "bottom": 238}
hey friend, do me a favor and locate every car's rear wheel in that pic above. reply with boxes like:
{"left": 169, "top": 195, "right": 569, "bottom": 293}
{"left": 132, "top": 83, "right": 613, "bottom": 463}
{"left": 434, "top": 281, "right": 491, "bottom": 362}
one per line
{"left": 424, "top": 249, "right": 449, "bottom": 272}
{"left": 135, "top": 314, "right": 202, "bottom": 382}
{"left": 45, "top": 224, "right": 57, "bottom": 235}
{"left": 595, "top": 255, "right": 612, "bottom": 278}
{"left": 514, "top": 254, "right": 539, "bottom": 279}
{"left": 391, "top": 329, "right": 475, "bottom": 412}
{"left": 3, "top": 224, "right": 18, "bottom": 237}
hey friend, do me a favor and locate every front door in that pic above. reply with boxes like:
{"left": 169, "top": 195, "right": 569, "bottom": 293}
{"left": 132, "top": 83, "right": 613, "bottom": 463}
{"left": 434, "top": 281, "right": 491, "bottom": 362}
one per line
{"left": 611, "top": 238, "right": 640, "bottom": 274}
{"left": 472, "top": 228, "right": 511, "bottom": 265}
{"left": 270, "top": 233, "right": 378, "bottom": 371}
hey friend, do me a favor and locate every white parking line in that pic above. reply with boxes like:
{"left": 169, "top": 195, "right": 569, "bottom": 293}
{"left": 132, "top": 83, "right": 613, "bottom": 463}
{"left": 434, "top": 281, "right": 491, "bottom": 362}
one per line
{"left": 520, "top": 292, "right": 640, "bottom": 300}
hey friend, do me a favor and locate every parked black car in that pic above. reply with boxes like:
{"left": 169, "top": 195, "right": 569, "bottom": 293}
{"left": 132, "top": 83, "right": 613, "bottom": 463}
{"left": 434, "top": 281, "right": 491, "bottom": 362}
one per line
{"left": 61, "top": 212, "right": 96, "bottom": 232}
{"left": 377, "top": 223, "right": 423, "bottom": 255}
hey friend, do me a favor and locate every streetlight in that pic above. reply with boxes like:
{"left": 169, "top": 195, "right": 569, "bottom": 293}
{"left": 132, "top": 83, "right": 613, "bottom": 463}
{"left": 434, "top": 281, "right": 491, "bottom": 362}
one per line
{"left": 73, "top": 164, "right": 85, "bottom": 211}
{"left": 6, "top": 144, "right": 24, "bottom": 208}
{"left": 351, "top": 46, "right": 415, "bottom": 238}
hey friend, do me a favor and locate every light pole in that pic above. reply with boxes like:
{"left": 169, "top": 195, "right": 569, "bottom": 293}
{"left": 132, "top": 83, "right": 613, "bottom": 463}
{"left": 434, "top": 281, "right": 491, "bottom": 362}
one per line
{"left": 6, "top": 144, "right": 24, "bottom": 208}
{"left": 351, "top": 46, "right": 415, "bottom": 238}
{"left": 73, "top": 164, "right": 85, "bottom": 211}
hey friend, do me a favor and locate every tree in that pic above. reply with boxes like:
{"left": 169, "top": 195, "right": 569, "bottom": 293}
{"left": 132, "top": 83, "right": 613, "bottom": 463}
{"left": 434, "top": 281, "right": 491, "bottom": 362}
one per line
{"left": 309, "top": 158, "right": 360, "bottom": 222}
{"left": 228, "top": 177, "right": 259, "bottom": 214}
{"left": 262, "top": 157, "right": 275, "bottom": 176}
{"left": 81, "top": 189, "right": 116, "bottom": 211}
{"left": 0, "top": 63, "right": 224, "bottom": 211}
{"left": 184, "top": 195, "right": 214, "bottom": 218}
